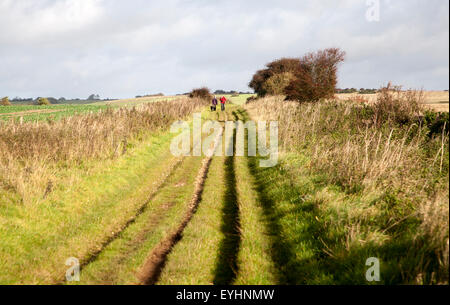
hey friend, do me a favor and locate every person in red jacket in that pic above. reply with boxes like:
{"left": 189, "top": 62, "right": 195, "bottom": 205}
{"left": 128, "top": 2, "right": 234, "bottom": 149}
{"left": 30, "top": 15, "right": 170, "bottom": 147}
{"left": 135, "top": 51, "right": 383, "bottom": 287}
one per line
{"left": 220, "top": 96, "right": 227, "bottom": 111}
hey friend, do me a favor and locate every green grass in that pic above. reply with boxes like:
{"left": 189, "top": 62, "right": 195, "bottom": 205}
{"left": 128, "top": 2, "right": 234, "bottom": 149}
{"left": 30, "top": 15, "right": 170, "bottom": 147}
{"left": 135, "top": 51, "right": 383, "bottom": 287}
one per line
{"left": 158, "top": 106, "right": 276, "bottom": 285}
{"left": 244, "top": 154, "right": 429, "bottom": 285}
{"left": 2, "top": 98, "right": 444, "bottom": 285}
{"left": 157, "top": 156, "right": 227, "bottom": 284}
{"left": 232, "top": 109, "right": 277, "bottom": 285}
{"left": 223, "top": 94, "right": 255, "bottom": 106}
{"left": 0, "top": 129, "right": 181, "bottom": 284}
{"left": 244, "top": 96, "right": 449, "bottom": 284}
{"left": 244, "top": 148, "right": 446, "bottom": 285}
{"left": 72, "top": 155, "right": 204, "bottom": 285}
{"left": 0, "top": 96, "right": 182, "bottom": 122}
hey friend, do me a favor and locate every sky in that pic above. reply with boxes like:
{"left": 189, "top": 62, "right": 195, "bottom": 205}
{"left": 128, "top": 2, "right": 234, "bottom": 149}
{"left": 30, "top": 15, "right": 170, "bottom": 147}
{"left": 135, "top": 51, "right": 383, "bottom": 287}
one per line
{"left": 0, "top": 0, "right": 448, "bottom": 99}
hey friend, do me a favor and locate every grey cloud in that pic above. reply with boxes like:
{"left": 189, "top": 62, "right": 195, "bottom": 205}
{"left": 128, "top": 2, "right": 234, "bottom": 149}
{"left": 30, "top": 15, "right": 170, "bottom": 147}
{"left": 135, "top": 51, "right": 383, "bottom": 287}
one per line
{"left": 0, "top": 0, "right": 448, "bottom": 99}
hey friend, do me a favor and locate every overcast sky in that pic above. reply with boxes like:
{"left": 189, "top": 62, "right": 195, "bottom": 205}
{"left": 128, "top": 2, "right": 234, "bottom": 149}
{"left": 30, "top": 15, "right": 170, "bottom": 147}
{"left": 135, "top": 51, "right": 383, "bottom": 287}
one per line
{"left": 0, "top": 0, "right": 448, "bottom": 99}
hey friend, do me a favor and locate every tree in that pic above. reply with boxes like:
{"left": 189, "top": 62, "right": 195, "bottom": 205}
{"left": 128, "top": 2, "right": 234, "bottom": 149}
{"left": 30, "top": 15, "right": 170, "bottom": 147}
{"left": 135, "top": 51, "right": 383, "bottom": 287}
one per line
{"left": 249, "top": 58, "right": 300, "bottom": 97}
{"left": 249, "top": 68, "right": 272, "bottom": 97}
{"left": 47, "top": 97, "right": 58, "bottom": 104}
{"left": 1, "top": 96, "right": 11, "bottom": 106}
{"left": 249, "top": 49, "right": 345, "bottom": 102}
{"left": 284, "top": 48, "right": 345, "bottom": 102}
{"left": 37, "top": 97, "right": 51, "bottom": 105}
{"left": 87, "top": 94, "right": 100, "bottom": 100}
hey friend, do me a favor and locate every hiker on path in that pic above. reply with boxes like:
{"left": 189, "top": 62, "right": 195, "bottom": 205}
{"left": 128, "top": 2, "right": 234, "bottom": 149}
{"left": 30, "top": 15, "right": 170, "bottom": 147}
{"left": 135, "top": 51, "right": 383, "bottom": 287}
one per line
{"left": 220, "top": 96, "right": 227, "bottom": 111}
{"left": 211, "top": 95, "right": 218, "bottom": 111}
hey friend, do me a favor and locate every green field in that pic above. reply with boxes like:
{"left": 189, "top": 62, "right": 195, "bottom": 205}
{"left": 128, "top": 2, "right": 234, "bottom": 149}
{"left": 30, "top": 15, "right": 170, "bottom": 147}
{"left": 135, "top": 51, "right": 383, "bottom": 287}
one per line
{"left": 0, "top": 104, "right": 111, "bottom": 122}
{"left": 0, "top": 96, "right": 184, "bottom": 122}
{"left": 222, "top": 94, "right": 255, "bottom": 105}
{"left": 0, "top": 94, "right": 253, "bottom": 122}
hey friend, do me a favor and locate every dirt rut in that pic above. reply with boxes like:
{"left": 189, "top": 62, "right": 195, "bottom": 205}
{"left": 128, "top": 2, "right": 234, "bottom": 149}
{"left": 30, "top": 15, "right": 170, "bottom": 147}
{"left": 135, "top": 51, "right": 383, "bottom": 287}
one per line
{"left": 137, "top": 125, "right": 224, "bottom": 285}
{"left": 57, "top": 156, "right": 184, "bottom": 284}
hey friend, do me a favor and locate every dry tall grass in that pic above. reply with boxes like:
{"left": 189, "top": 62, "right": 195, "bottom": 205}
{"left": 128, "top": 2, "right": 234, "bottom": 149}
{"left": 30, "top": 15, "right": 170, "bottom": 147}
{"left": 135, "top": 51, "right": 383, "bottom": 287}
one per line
{"left": 245, "top": 91, "right": 449, "bottom": 283}
{"left": 0, "top": 97, "right": 208, "bottom": 204}
{"left": 335, "top": 90, "right": 449, "bottom": 113}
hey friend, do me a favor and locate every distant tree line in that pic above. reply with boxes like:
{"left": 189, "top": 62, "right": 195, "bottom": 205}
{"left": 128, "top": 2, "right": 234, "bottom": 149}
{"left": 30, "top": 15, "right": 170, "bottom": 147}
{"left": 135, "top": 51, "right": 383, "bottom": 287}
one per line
{"left": 135, "top": 93, "right": 164, "bottom": 98}
{"left": 336, "top": 88, "right": 379, "bottom": 94}
{"left": 213, "top": 90, "right": 252, "bottom": 95}
{"left": 3, "top": 94, "right": 115, "bottom": 105}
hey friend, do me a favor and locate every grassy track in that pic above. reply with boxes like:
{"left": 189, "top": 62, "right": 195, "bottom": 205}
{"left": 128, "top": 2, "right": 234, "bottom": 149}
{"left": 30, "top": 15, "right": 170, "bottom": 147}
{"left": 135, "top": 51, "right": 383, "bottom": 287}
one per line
{"left": 232, "top": 109, "right": 277, "bottom": 285}
{"left": 3, "top": 95, "right": 443, "bottom": 284}
{"left": 157, "top": 156, "right": 227, "bottom": 284}
{"left": 157, "top": 105, "right": 277, "bottom": 285}
{"left": 70, "top": 108, "right": 222, "bottom": 284}
{"left": 73, "top": 155, "right": 204, "bottom": 284}
{"left": 222, "top": 94, "right": 255, "bottom": 106}
{"left": 0, "top": 130, "right": 181, "bottom": 284}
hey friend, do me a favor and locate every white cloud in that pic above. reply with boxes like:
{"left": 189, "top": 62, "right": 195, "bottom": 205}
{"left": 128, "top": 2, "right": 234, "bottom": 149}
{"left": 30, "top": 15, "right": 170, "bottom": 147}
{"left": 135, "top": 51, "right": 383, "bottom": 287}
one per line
{"left": 0, "top": 0, "right": 103, "bottom": 45}
{"left": 0, "top": 0, "right": 448, "bottom": 99}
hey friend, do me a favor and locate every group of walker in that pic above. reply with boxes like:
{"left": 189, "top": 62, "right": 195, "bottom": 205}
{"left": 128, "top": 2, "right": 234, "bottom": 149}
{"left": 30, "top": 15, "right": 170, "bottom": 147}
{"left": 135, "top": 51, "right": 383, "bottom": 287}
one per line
{"left": 211, "top": 95, "right": 227, "bottom": 111}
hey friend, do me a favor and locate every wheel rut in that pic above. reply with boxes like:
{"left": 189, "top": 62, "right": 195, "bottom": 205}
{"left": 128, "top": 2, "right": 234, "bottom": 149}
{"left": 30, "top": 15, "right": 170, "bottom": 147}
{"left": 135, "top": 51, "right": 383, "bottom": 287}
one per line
{"left": 137, "top": 123, "right": 224, "bottom": 285}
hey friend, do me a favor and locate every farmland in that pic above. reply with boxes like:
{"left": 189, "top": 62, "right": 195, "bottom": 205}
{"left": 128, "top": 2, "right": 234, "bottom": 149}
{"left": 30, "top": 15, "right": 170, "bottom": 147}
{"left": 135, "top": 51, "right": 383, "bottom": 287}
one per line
{"left": 0, "top": 104, "right": 109, "bottom": 122}
{"left": 1, "top": 91, "right": 443, "bottom": 123}
{"left": 0, "top": 89, "right": 448, "bottom": 285}
{"left": 335, "top": 90, "right": 449, "bottom": 112}
{"left": 0, "top": 95, "right": 184, "bottom": 122}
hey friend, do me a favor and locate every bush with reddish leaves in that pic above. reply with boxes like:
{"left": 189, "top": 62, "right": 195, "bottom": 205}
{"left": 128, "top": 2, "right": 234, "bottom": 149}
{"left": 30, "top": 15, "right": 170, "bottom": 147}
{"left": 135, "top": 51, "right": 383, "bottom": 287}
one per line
{"left": 249, "top": 48, "right": 345, "bottom": 103}
{"left": 285, "top": 48, "right": 345, "bottom": 102}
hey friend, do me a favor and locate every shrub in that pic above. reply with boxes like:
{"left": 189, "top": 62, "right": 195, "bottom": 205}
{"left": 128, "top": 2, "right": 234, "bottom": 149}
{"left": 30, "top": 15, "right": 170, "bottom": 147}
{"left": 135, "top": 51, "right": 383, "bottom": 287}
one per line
{"left": 246, "top": 96, "right": 257, "bottom": 104}
{"left": 423, "top": 111, "right": 449, "bottom": 138}
{"left": 262, "top": 72, "right": 296, "bottom": 96}
{"left": 372, "top": 83, "right": 423, "bottom": 127}
{"left": 249, "top": 58, "right": 300, "bottom": 97}
{"left": 249, "top": 69, "right": 272, "bottom": 97}
{"left": 36, "top": 97, "right": 51, "bottom": 106}
{"left": 1, "top": 97, "right": 11, "bottom": 106}
{"left": 285, "top": 48, "right": 345, "bottom": 102}
{"left": 249, "top": 49, "right": 345, "bottom": 102}
{"left": 189, "top": 87, "right": 213, "bottom": 101}
{"left": 266, "top": 58, "right": 302, "bottom": 74}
